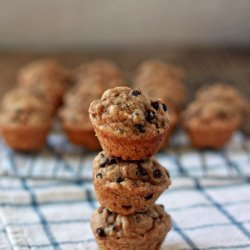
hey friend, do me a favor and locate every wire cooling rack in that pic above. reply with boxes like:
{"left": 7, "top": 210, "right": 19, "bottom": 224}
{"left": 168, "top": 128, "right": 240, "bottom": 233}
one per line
{"left": 0, "top": 130, "right": 249, "bottom": 182}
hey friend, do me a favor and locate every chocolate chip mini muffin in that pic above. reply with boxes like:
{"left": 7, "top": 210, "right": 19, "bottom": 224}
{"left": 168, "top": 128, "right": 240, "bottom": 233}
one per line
{"left": 91, "top": 205, "right": 172, "bottom": 250}
{"left": 93, "top": 151, "right": 171, "bottom": 215}
{"left": 59, "top": 87, "right": 101, "bottom": 150}
{"left": 0, "top": 91, "right": 52, "bottom": 151}
{"left": 196, "top": 83, "right": 250, "bottom": 125}
{"left": 182, "top": 100, "right": 242, "bottom": 148}
{"left": 89, "top": 87, "right": 170, "bottom": 160}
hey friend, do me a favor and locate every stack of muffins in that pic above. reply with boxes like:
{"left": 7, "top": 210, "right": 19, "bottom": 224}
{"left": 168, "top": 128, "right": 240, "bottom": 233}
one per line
{"left": 89, "top": 86, "right": 172, "bottom": 250}
{"left": 182, "top": 83, "right": 250, "bottom": 148}
{"left": 134, "top": 59, "right": 187, "bottom": 146}
{"left": 59, "top": 59, "right": 125, "bottom": 150}
{"left": 0, "top": 58, "right": 69, "bottom": 151}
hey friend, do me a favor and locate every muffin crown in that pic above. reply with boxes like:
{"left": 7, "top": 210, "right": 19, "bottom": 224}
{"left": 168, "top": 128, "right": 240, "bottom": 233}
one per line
{"left": 94, "top": 151, "right": 171, "bottom": 187}
{"left": 92, "top": 205, "right": 171, "bottom": 238}
{"left": 89, "top": 86, "right": 170, "bottom": 137}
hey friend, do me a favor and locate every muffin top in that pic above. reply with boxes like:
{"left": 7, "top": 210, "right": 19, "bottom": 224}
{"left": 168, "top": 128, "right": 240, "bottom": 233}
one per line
{"left": 17, "top": 58, "right": 69, "bottom": 86}
{"left": 135, "top": 59, "right": 185, "bottom": 83}
{"left": 91, "top": 204, "right": 171, "bottom": 238}
{"left": 0, "top": 91, "right": 52, "bottom": 126}
{"left": 182, "top": 100, "right": 242, "bottom": 129}
{"left": 196, "top": 83, "right": 250, "bottom": 117}
{"left": 94, "top": 151, "right": 171, "bottom": 189}
{"left": 75, "top": 59, "right": 123, "bottom": 81}
{"left": 89, "top": 86, "right": 170, "bottom": 138}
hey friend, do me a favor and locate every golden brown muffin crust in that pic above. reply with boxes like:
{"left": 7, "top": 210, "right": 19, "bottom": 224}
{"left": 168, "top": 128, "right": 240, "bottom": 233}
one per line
{"left": 89, "top": 86, "right": 170, "bottom": 138}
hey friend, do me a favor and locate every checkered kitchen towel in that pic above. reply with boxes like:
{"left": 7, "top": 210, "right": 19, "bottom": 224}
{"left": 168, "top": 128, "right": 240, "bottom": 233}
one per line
{"left": 0, "top": 132, "right": 250, "bottom": 250}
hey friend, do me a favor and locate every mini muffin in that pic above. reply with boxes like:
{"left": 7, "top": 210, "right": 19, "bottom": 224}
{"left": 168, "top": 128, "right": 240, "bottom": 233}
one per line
{"left": 196, "top": 83, "right": 250, "bottom": 125}
{"left": 59, "top": 87, "right": 101, "bottom": 150}
{"left": 182, "top": 100, "right": 242, "bottom": 148}
{"left": 91, "top": 205, "right": 172, "bottom": 250}
{"left": 0, "top": 91, "right": 52, "bottom": 151}
{"left": 89, "top": 87, "right": 170, "bottom": 160}
{"left": 93, "top": 151, "right": 171, "bottom": 215}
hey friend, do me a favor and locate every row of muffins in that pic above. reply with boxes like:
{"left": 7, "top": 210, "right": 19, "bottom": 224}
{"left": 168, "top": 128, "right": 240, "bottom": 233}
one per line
{"left": 89, "top": 86, "right": 172, "bottom": 250}
{"left": 0, "top": 58, "right": 249, "bottom": 151}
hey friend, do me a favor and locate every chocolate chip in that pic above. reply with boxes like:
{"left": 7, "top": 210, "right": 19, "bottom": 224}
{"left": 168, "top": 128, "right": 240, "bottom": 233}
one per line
{"left": 159, "top": 204, "right": 165, "bottom": 209}
{"left": 99, "top": 158, "right": 108, "bottom": 168}
{"left": 96, "top": 173, "right": 102, "bottom": 179}
{"left": 109, "top": 158, "right": 117, "bottom": 165}
{"left": 136, "top": 164, "right": 148, "bottom": 176}
{"left": 131, "top": 89, "right": 141, "bottom": 96}
{"left": 153, "top": 169, "right": 162, "bottom": 178}
{"left": 116, "top": 176, "right": 124, "bottom": 183}
{"left": 122, "top": 205, "right": 132, "bottom": 210}
{"left": 144, "top": 193, "right": 153, "bottom": 200}
{"left": 146, "top": 110, "right": 156, "bottom": 122}
{"left": 162, "top": 103, "right": 168, "bottom": 112}
{"left": 96, "top": 228, "right": 106, "bottom": 237}
{"left": 135, "top": 124, "right": 145, "bottom": 133}
{"left": 151, "top": 101, "right": 159, "bottom": 110}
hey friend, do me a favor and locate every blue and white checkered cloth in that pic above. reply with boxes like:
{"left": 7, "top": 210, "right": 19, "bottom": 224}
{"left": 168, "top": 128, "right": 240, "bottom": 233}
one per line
{"left": 0, "top": 131, "right": 250, "bottom": 250}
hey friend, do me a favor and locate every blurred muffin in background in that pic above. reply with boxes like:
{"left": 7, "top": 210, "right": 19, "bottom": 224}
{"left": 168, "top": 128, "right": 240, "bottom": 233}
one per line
{"left": 182, "top": 100, "right": 241, "bottom": 149}
{"left": 60, "top": 59, "right": 125, "bottom": 150}
{"left": 0, "top": 89, "right": 52, "bottom": 151}
{"left": 134, "top": 59, "right": 187, "bottom": 147}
